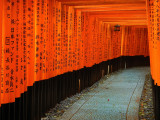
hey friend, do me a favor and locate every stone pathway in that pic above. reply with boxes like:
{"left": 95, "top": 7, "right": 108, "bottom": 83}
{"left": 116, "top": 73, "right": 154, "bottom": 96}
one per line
{"left": 43, "top": 67, "right": 151, "bottom": 120}
{"left": 59, "top": 67, "right": 150, "bottom": 120}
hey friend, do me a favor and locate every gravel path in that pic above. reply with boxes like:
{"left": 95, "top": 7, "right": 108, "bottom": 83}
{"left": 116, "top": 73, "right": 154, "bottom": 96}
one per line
{"left": 42, "top": 67, "right": 150, "bottom": 120}
{"left": 139, "top": 74, "right": 155, "bottom": 120}
{"left": 42, "top": 74, "right": 110, "bottom": 120}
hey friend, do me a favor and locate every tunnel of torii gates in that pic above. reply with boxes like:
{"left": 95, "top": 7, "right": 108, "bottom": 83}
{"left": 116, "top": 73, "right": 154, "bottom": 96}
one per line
{"left": 0, "top": 0, "right": 160, "bottom": 119}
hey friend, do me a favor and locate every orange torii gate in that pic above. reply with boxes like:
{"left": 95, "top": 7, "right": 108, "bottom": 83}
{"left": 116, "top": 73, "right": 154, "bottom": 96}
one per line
{"left": 1, "top": 0, "right": 160, "bottom": 119}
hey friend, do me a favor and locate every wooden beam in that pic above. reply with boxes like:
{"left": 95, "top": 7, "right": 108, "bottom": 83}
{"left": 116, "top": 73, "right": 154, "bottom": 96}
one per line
{"left": 59, "top": 0, "right": 146, "bottom": 5}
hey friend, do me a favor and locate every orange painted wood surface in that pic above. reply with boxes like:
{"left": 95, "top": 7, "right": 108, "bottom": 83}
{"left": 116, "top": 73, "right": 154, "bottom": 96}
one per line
{"left": 0, "top": 0, "right": 151, "bottom": 105}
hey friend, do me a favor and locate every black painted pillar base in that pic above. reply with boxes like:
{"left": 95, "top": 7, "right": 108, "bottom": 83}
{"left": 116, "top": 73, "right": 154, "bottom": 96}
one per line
{"left": 152, "top": 78, "right": 160, "bottom": 120}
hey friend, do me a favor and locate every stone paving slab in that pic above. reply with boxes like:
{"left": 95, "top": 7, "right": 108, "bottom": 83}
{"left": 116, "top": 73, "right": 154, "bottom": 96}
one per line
{"left": 60, "top": 67, "right": 150, "bottom": 120}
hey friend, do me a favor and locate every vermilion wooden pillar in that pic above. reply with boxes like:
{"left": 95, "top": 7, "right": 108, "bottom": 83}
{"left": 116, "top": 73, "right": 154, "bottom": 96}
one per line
{"left": 147, "top": 0, "right": 160, "bottom": 119}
